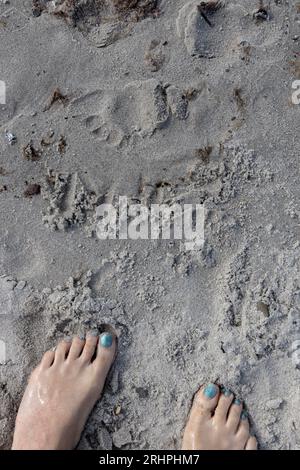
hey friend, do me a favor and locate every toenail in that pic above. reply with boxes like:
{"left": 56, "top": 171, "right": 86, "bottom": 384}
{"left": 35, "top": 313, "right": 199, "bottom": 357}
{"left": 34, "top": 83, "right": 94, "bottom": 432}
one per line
{"left": 241, "top": 410, "right": 248, "bottom": 420}
{"left": 87, "top": 329, "right": 99, "bottom": 337}
{"left": 203, "top": 383, "right": 218, "bottom": 399}
{"left": 222, "top": 388, "right": 232, "bottom": 397}
{"left": 234, "top": 398, "right": 242, "bottom": 406}
{"left": 78, "top": 334, "right": 85, "bottom": 341}
{"left": 100, "top": 333, "right": 113, "bottom": 348}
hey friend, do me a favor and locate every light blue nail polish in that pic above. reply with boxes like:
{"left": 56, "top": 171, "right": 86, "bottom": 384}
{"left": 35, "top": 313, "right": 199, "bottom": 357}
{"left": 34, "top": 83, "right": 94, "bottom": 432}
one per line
{"left": 234, "top": 398, "right": 242, "bottom": 406}
{"left": 204, "top": 383, "right": 218, "bottom": 399}
{"left": 100, "top": 332, "right": 113, "bottom": 348}
{"left": 241, "top": 410, "right": 248, "bottom": 420}
{"left": 222, "top": 388, "right": 232, "bottom": 397}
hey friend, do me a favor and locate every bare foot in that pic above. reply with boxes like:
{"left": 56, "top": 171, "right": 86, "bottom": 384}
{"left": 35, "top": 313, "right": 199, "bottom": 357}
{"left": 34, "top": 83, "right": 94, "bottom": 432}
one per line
{"left": 182, "top": 383, "right": 258, "bottom": 450}
{"left": 12, "top": 331, "right": 117, "bottom": 450}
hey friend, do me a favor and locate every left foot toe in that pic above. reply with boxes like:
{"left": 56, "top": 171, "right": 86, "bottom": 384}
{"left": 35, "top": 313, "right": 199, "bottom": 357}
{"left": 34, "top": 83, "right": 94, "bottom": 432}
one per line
{"left": 80, "top": 331, "right": 99, "bottom": 363}
{"left": 12, "top": 329, "right": 118, "bottom": 450}
{"left": 40, "top": 350, "right": 55, "bottom": 369}
{"left": 54, "top": 339, "right": 72, "bottom": 364}
{"left": 94, "top": 332, "right": 117, "bottom": 376}
{"left": 67, "top": 336, "right": 86, "bottom": 361}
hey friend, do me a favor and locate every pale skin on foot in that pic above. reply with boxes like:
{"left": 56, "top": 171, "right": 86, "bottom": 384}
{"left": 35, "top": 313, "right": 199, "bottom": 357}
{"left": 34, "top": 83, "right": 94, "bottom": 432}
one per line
{"left": 182, "top": 383, "right": 257, "bottom": 450}
{"left": 12, "top": 335, "right": 257, "bottom": 450}
{"left": 12, "top": 332, "right": 117, "bottom": 450}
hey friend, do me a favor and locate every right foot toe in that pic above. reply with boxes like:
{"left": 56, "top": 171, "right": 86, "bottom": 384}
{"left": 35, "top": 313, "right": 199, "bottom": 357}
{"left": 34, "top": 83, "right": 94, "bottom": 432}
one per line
{"left": 246, "top": 436, "right": 258, "bottom": 450}
{"left": 236, "top": 414, "right": 250, "bottom": 447}
{"left": 182, "top": 383, "right": 257, "bottom": 451}
{"left": 185, "top": 383, "right": 220, "bottom": 430}
{"left": 226, "top": 399, "right": 243, "bottom": 432}
{"left": 214, "top": 388, "right": 234, "bottom": 423}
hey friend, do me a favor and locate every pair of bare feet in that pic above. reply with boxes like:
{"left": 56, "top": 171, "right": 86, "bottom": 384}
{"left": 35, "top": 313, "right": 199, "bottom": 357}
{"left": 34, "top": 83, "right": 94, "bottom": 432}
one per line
{"left": 11, "top": 332, "right": 257, "bottom": 450}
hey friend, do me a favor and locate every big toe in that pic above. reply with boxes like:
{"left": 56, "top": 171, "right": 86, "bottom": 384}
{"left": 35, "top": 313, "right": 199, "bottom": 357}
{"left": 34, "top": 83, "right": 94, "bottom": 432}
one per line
{"left": 93, "top": 331, "right": 117, "bottom": 388}
{"left": 188, "top": 383, "right": 220, "bottom": 425}
{"left": 182, "top": 383, "right": 220, "bottom": 450}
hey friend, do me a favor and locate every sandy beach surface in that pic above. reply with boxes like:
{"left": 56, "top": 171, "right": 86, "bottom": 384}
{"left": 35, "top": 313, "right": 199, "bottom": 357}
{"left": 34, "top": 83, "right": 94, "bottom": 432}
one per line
{"left": 0, "top": 0, "right": 300, "bottom": 450}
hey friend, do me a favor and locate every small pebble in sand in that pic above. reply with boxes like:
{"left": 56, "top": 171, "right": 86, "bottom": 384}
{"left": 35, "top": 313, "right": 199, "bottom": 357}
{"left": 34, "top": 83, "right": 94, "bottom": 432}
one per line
{"left": 5, "top": 132, "right": 17, "bottom": 145}
{"left": 253, "top": 7, "right": 269, "bottom": 23}
{"left": 114, "top": 404, "right": 122, "bottom": 416}
{"left": 15, "top": 281, "right": 26, "bottom": 290}
{"left": 265, "top": 399, "right": 284, "bottom": 410}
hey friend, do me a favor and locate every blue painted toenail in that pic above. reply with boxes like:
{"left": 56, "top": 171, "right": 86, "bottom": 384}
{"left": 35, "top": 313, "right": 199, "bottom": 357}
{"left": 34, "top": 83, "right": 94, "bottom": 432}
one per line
{"left": 234, "top": 398, "right": 242, "bottom": 406}
{"left": 241, "top": 411, "right": 248, "bottom": 420}
{"left": 204, "top": 383, "right": 218, "bottom": 399}
{"left": 100, "top": 333, "right": 113, "bottom": 348}
{"left": 222, "top": 388, "right": 232, "bottom": 397}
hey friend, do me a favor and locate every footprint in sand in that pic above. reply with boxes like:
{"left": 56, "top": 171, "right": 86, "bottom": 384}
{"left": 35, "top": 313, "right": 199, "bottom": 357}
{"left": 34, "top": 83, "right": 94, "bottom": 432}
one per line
{"left": 34, "top": 0, "right": 159, "bottom": 48}
{"left": 71, "top": 80, "right": 189, "bottom": 146}
{"left": 42, "top": 171, "right": 97, "bottom": 231}
{"left": 176, "top": 1, "right": 289, "bottom": 59}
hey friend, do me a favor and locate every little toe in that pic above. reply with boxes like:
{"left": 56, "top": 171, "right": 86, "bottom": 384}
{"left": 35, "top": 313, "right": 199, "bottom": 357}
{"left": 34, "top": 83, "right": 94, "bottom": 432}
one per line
{"left": 245, "top": 436, "right": 258, "bottom": 450}
{"left": 40, "top": 350, "right": 55, "bottom": 369}
{"left": 80, "top": 331, "right": 99, "bottom": 364}
{"left": 213, "top": 387, "right": 234, "bottom": 423}
{"left": 188, "top": 383, "right": 220, "bottom": 426}
{"left": 67, "top": 336, "right": 86, "bottom": 361}
{"left": 226, "top": 399, "right": 243, "bottom": 432}
{"left": 53, "top": 339, "right": 72, "bottom": 364}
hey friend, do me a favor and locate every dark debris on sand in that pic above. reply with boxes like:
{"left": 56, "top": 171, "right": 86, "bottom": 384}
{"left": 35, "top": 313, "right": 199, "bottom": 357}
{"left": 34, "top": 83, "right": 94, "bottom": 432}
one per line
{"left": 32, "top": 0, "right": 159, "bottom": 28}
{"left": 24, "top": 183, "right": 41, "bottom": 198}
{"left": 22, "top": 143, "right": 41, "bottom": 162}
